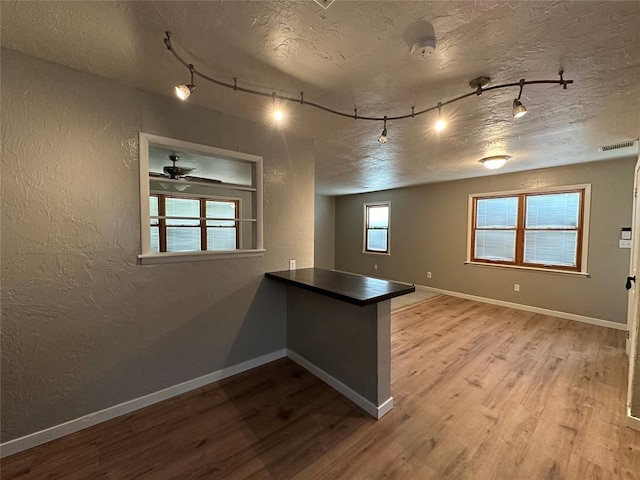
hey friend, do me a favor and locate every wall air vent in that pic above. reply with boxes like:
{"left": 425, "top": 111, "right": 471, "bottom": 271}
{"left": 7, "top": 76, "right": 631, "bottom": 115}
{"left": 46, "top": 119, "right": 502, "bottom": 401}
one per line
{"left": 598, "top": 140, "right": 637, "bottom": 152}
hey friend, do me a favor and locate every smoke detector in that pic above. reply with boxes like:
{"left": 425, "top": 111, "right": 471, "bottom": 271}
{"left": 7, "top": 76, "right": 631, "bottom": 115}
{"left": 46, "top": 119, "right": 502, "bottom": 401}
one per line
{"left": 404, "top": 20, "right": 437, "bottom": 59}
{"left": 409, "top": 36, "right": 437, "bottom": 58}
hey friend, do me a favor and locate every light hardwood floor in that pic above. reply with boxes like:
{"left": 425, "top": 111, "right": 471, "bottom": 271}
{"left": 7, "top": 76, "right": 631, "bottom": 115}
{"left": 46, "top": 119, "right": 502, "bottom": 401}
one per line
{"left": 3, "top": 296, "right": 639, "bottom": 479}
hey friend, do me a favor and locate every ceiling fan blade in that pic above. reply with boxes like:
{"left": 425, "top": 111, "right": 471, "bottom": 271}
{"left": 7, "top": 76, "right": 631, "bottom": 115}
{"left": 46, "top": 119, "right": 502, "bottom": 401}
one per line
{"left": 183, "top": 176, "right": 222, "bottom": 184}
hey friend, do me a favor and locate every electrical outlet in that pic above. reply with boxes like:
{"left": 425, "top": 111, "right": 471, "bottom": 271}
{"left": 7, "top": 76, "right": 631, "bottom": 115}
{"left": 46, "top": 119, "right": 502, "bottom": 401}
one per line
{"left": 427, "top": 271, "right": 432, "bottom": 279}
{"left": 374, "top": 264, "right": 378, "bottom": 270}
{"left": 619, "top": 239, "right": 631, "bottom": 248}
{"left": 514, "top": 283, "right": 520, "bottom": 292}
{"left": 289, "top": 259, "right": 296, "bottom": 270}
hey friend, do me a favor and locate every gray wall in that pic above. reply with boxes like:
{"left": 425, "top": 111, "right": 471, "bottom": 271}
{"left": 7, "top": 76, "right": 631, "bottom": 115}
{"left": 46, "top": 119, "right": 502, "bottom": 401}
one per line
{"left": 335, "top": 158, "right": 635, "bottom": 324}
{"left": 1, "top": 49, "right": 315, "bottom": 441}
{"left": 314, "top": 195, "right": 336, "bottom": 270}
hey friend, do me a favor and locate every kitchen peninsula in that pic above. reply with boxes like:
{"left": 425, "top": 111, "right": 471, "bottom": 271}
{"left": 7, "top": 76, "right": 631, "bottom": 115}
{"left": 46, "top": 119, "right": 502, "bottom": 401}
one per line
{"left": 266, "top": 268, "right": 415, "bottom": 418}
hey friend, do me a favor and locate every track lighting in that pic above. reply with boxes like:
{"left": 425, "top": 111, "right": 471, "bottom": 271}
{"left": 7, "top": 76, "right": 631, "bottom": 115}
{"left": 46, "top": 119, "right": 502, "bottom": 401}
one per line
{"left": 480, "top": 155, "right": 511, "bottom": 170}
{"left": 175, "top": 84, "right": 194, "bottom": 101}
{"left": 378, "top": 117, "right": 388, "bottom": 143}
{"left": 271, "top": 93, "right": 285, "bottom": 123}
{"left": 164, "top": 32, "right": 574, "bottom": 143}
{"left": 512, "top": 79, "right": 527, "bottom": 118}
{"left": 175, "top": 63, "right": 196, "bottom": 101}
{"left": 434, "top": 102, "right": 446, "bottom": 131}
{"left": 513, "top": 99, "right": 527, "bottom": 118}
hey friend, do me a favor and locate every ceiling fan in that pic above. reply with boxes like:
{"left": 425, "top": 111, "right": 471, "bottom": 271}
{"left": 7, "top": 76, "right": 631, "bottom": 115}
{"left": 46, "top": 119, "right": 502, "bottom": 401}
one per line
{"left": 150, "top": 154, "right": 222, "bottom": 186}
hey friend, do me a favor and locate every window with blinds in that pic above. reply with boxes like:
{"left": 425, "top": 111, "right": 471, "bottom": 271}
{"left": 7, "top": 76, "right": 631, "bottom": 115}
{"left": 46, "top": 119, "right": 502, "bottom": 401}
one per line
{"left": 139, "top": 133, "right": 264, "bottom": 264}
{"left": 364, "top": 202, "right": 390, "bottom": 254}
{"left": 469, "top": 187, "right": 589, "bottom": 272}
{"left": 149, "top": 195, "right": 238, "bottom": 253}
{"left": 474, "top": 196, "right": 518, "bottom": 262}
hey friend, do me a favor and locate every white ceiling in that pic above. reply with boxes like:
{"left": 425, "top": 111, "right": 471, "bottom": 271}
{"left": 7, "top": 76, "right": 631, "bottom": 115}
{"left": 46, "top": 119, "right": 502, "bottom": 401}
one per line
{"left": 2, "top": 1, "right": 639, "bottom": 195}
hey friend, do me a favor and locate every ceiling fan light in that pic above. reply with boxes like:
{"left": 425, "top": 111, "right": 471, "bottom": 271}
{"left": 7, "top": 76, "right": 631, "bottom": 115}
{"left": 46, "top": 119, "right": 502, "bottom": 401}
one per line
{"left": 480, "top": 155, "right": 511, "bottom": 170}
{"left": 512, "top": 98, "right": 527, "bottom": 118}
{"left": 175, "top": 84, "right": 195, "bottom": 100}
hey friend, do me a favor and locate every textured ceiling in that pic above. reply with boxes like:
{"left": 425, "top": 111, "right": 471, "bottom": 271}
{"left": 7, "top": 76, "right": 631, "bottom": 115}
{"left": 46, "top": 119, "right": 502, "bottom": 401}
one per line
{"left": 2, "top": 1, "right": 639, "bottom": 195}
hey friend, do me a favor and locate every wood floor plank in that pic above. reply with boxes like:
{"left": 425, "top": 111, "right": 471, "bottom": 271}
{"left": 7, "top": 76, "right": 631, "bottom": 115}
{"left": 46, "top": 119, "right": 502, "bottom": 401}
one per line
{"left": 2, "top": 296, "right": 639, "bottom": 479}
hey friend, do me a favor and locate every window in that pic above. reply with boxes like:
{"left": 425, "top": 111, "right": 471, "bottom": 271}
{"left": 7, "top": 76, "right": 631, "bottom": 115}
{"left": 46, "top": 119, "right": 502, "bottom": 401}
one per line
{"left": 149, "top": 195, "right": 239, "bottom": 253}
{"left": 469, "top": 186, "right": 590, "bottom": 273}
{"left": 138, "top": 133, "right": 264, "bottom": 264}
{"left": 364, "top": 202, "right": 390, "bottom": 254}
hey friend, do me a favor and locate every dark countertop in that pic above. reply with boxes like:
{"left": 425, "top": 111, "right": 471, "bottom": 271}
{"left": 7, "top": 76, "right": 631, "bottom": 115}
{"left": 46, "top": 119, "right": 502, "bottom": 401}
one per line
{"left": 265, "top": 268, "right": 415, "bottom": 307}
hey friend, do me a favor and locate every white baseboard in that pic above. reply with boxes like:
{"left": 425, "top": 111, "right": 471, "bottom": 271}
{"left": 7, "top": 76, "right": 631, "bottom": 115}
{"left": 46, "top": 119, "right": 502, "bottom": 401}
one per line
{"left": 376, "top": 396, "right": 394, "bottom": 418}
{"left": 286, "top": 349, "right": 393, "bottom": 419}
{"left": 333, "top": 270, "right": 625, "bottom": 331}
{"left": 0, "top": 349, "right": 286, "bottom": 459}
{"left": 418, "top": 284, "right": 627, "bottom": 331}
{"left": 627, "top": 410, "right": 640, "bottom": 431}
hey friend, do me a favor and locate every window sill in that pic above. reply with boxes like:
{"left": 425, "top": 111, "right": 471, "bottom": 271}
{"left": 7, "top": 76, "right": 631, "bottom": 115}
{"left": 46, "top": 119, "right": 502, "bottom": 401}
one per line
{"left": 138, "top": 249, "right": 266, "bottom": 265}
{"left": 465, "top": 261, "right": 589, "bottom": 277}
{"left": 362, "top": 251, "right": 390, "bottom": 256}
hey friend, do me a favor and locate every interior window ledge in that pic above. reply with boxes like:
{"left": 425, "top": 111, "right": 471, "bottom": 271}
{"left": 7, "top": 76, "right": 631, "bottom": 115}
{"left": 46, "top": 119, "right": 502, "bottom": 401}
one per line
{"left": 138, "top": 249, "right": 266, "bottom": 265}
{"left": 361, "top": 251, "right": 391, "bottom": 256}
{"left": 464, "top": 261, "right": 589, "bottom": 277}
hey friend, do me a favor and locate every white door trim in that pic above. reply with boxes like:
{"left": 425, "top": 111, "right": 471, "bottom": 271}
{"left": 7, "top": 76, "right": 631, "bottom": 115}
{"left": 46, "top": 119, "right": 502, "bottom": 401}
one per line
{"left": 626, "top": 156, "right": 640, "bottom": 425}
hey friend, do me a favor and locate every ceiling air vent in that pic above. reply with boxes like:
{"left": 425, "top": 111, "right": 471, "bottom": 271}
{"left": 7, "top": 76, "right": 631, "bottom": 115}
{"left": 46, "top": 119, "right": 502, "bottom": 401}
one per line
{"left": 598, "top": 140, "right": 637, "bottom": 152}
{"left": 313, "top": 0, "right": 336, "bottom": 9}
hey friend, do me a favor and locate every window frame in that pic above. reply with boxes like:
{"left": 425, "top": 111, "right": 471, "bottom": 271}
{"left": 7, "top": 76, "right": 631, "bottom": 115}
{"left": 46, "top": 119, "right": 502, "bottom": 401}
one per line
{"left": 138, "top": 132, "right": 264, "bottom": 265}
{"left": 363, "top": 201, "right": 391, "bottom": 255}
{"left": 467, "top": 184, "right": 591, "bottom": 275}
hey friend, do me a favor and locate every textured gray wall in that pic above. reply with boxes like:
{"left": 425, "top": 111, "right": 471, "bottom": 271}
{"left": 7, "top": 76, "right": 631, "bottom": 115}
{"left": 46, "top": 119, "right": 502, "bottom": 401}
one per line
{"left": 314, "top": 195, "right": 336, "bottom": 270}
{"left": 1, "top": 49, "right": 314, "bottom": 441}
{"left": 335, "top": 158, "right": 635, "bottom": 324}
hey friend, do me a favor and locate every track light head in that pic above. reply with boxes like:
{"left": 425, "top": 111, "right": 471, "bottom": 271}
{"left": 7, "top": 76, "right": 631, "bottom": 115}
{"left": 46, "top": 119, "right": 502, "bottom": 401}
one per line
{"left": 434, "top": 102, "right": 446, "bottom": 131}
{"left": 513, "top": 98, "right": 527, "bottom": 118}
{"left": 512, "top": 79, "right": 527, "bottom": 118}
{"left": 175, "top": 84, "right": 196, "bottom": 100}
{"left": 378, "top": 118, "right": 388, "bottom": 143}
{"left": 271, "top": 92, "right": 286, "bottom": 125}
{"left": 175, "top": 63, "right": 196, "bottom": 101}
{"left": 480, "top": 155, "right": 511, "bottom": 170}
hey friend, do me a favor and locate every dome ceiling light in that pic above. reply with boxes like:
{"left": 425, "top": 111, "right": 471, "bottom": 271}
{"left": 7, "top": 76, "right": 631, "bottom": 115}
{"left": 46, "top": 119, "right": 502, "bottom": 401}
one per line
{"left": 480, "top": 155, "right": 512, "bottom": 170}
